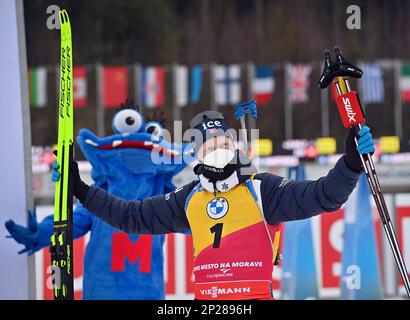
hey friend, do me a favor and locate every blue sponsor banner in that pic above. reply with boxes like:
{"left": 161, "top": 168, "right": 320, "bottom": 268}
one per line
{"left": 340, "top": 173, "right": 382, "bottom": 299}
{"left": 281, "top": 165, "right": 319, "bottom": 300}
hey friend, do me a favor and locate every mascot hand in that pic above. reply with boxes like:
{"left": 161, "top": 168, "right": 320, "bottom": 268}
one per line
{"left": 5, "top": 207, "right": 43, "bottom": 255}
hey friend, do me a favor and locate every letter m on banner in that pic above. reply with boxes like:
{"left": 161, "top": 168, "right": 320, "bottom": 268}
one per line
{"left": 111, "top": 233, "right": 153, "bottom": 272}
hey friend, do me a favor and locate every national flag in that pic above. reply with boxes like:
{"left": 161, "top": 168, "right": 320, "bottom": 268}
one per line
{"left": 29, "top": 67, "right": 47, "bottom": 108}
{"left": 400, "top": 64, "right": 410, "bottom": 102}
{"left": 252, "top": 66, "right": 274, "bottom": 106}
{"left": 73, "top": 67, "right": 87, "bottom": 108}
{"left": 362, "top": 64, "right": 384, "bottom": 103}
{"left": 287, "top": 64, "right": 312, "bottom": 104}
{"left": 102, "top": 66, "right": 128, "bottom": 108}
{"left": 214, "top": 65, "right": 241, "bottom": 106}
{"left": 190, "top": 65, "right": 202, "bottom": 104}
{"left": 141, "top": 66, "right": 165, "bottom": 108}
{"left": 341, "top": 173, "right": 382, "bottom": 299}
{"left": 174, "top": 65, "right": 203, "bottom": 107}
{"left": 174, "top": 66, "right": 188, "bottom": 108}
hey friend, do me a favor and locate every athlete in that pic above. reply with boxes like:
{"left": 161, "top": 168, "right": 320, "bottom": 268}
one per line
{"left": 52, "top": 110, "right": 375, "bottom": 300}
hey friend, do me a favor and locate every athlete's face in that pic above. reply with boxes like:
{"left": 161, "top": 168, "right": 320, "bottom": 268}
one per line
{"left": 197, "top": 136, "right": 235, "bottom": 162}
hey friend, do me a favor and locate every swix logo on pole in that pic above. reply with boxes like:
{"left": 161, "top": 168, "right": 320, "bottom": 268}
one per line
{"left": 335, "top": 91, "right": 365, "bottom": 128}
{"left": 342, "top": 97, "right": 356, "bottom": 122}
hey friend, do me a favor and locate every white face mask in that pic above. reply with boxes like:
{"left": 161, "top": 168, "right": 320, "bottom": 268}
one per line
{"left": 202, "top": 148, "right": 235, "bottom": 169}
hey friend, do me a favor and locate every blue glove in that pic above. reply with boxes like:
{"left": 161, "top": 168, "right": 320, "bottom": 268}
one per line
{"left": 356, "top": 125, "right": 375, "bottom": 155}
{"left": 51, "top": 161, "right": 61, "bottom": 182}
{"left": 4, "top": 207, "right": 45, "bottom": 255}
{"left": 50, "top": 159, "right": 90, "bottom": 203}
{"left": 344, "top": 125, "right": 375, "bottom": 172}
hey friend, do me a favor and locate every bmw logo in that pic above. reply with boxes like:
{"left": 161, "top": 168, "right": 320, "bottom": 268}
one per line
{"left": 206, "top": 197, "right": 229, "bottom": 219}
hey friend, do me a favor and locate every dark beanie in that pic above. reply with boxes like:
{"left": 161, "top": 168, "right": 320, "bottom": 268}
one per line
{"left": 186, "top": 114, "right": 233, "bottom": 152}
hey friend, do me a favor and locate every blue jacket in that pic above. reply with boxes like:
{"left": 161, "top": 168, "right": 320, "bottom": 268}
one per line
{"left": 81, "top": 156, "right": 360, "bottom": 233}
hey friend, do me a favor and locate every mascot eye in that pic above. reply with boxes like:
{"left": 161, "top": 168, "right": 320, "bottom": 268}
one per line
{"left": 112, "top": 109, "right": 143, "bottom": 134}
{"left": 144, "top": 122, "right": 163, "bottom": 139}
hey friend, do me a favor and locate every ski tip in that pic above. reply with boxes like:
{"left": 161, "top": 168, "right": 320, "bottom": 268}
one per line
{"left": 59, "top": 9, "right": 70, "bottom": 25}
{"left": 58, "top": 10, "right": 65, "bottom": 24}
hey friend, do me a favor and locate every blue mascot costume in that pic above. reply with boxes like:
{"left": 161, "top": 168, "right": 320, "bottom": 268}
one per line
{"left": 5, "top": 105, "right": 192, "bottom": 299}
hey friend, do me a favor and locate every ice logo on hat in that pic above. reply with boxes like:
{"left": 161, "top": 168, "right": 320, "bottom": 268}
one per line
{"left": 201, "top": 120, "right": 222, "bottom": 130}
{"left": 206, "top": 197, "right": 229, "bottom": 219}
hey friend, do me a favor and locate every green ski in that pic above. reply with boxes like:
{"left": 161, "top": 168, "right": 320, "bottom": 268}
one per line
{"left": 50, "top": 9, "right": 74, "bottom": 300}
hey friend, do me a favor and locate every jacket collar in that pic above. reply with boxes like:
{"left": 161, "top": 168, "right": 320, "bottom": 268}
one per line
{"left": 198, "top": 159, "right": 257, "bottom": 194}
{"left": 199, "top": 170, "right": 239, "bottom": 194}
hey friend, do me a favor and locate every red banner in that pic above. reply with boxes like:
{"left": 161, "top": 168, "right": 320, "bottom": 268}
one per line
{"left": 73, "top": 67, "right": 87, "bottom": 107}
{"left": 396, "top": 206, "right": 410, "bottom": 288}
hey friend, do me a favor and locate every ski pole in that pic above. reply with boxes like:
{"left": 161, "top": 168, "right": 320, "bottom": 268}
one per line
{"left": 319, "top": 46, "right": 410, "bottom": 299}
{"left": 235, "top": 100, "right": 258, "bottom": 155}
